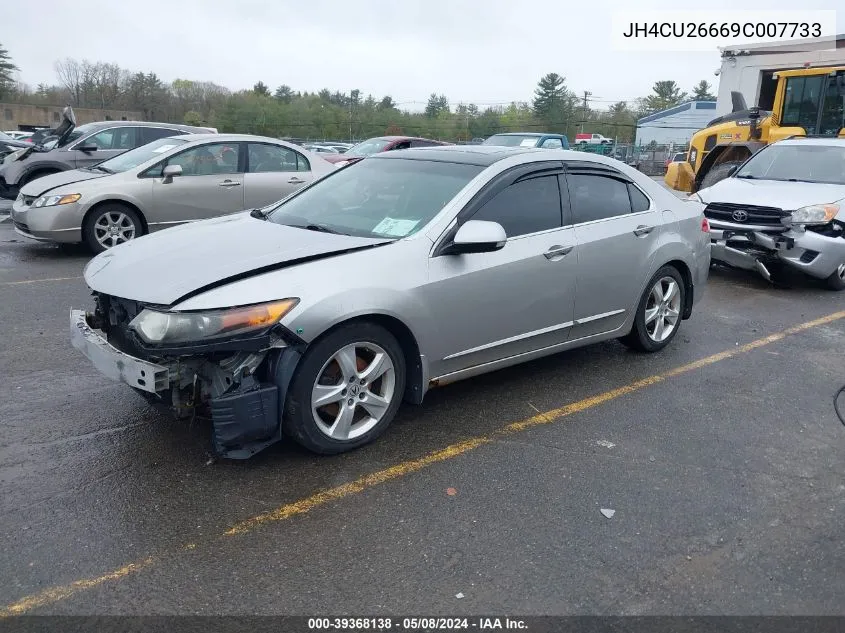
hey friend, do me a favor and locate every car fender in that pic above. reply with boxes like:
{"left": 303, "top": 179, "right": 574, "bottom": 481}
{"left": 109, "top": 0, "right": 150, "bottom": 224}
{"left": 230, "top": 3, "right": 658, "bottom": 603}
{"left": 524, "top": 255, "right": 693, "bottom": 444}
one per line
{"left": 11, "top": 159, "right": 70, "bottom": 186}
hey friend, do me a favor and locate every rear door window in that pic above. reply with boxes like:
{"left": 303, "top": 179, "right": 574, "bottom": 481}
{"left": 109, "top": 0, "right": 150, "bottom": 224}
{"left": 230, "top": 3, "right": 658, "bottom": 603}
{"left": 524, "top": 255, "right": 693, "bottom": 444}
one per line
{"left": 567, "top": 173, "right": 633, "bottom": 223}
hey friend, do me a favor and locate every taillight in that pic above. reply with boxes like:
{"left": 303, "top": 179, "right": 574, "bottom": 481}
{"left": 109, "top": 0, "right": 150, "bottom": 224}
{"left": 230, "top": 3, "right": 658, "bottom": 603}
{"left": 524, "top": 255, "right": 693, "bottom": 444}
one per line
{"left": 701, "top": 218, "right": 710, "bottom": 232}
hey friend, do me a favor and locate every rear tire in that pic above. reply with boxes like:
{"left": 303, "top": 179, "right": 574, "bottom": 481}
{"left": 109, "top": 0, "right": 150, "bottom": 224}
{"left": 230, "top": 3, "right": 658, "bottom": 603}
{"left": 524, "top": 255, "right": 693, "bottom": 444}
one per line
{"left": 82, "top": 203, "right": 142, "bottom": 254}
{"left": 621, "top": 266, "right": 686, "bottom": 353}
{"left": 283, "top": 322, "right": 406, "bottom": 454}
{"left": 699, "top": 160, "right": 744, "bottom": 190}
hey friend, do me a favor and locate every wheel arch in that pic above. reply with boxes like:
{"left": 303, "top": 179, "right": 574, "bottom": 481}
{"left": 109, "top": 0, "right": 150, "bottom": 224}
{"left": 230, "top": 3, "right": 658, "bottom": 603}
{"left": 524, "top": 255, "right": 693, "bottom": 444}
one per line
{"left": 662, "top": 259, "right": 694, "bottom": 319}
{"left": 82, "top": 198, "right": 149, "bottom": 235}
{"left": 301, "top": 312, "right": 426, "bottom": 405}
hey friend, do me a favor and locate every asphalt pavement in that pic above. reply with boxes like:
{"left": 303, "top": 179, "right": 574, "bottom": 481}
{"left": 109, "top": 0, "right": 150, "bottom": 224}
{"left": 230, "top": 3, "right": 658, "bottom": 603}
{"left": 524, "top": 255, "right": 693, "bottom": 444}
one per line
{"left": 1, "top": 218, "right": 844, "bottom": 616}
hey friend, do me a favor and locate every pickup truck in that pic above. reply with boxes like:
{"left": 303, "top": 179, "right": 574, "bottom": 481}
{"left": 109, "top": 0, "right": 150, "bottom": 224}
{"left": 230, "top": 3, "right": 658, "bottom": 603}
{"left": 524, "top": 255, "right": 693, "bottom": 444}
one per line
{"left": 575, "top": 133, "right": 612, "bottom": 145}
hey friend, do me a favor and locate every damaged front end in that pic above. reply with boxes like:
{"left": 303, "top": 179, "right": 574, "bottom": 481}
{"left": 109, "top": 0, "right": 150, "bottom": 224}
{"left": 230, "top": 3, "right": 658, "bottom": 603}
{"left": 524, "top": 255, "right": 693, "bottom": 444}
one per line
{"left": 71, "top": 293, "right": 304, "bottom": 459}
{"left": 705, "top": 201, "right": 845, "bottom": 284}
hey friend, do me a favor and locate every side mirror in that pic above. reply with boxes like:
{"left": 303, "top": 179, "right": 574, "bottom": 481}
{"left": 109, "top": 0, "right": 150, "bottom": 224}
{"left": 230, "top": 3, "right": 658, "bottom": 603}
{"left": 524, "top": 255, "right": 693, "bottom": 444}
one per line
{"left": 77, "top": 143, "right": 99, "bottom": 153}
{"left": 441, "top": 220, "right": 507, "bottom": 255}
{"left": 162, "top": 164, "right": 183, "bottom": 183}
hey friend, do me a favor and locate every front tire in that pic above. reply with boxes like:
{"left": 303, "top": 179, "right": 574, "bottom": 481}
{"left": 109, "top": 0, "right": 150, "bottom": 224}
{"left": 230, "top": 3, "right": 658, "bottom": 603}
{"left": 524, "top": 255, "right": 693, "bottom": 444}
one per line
{"left": 82, "top": 203, "right": 142, "bottom": 253}
{"left": 621, "top": 266, "right": 685, "bottom": 353}
{"left": 700, "top": 160, "right": 744, "bottom": 190}
{"left": 283, "top": 322, "right": 406, "bottom": 454}
{"left": 826, "top": 264, "right": 845, "bottom": 291}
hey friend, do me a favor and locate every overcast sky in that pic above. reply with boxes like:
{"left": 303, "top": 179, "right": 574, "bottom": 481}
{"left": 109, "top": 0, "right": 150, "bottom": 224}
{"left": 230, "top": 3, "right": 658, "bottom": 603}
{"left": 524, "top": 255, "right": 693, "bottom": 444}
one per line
{"left": 4, "top": 0, "right": 843, "bottom": 110}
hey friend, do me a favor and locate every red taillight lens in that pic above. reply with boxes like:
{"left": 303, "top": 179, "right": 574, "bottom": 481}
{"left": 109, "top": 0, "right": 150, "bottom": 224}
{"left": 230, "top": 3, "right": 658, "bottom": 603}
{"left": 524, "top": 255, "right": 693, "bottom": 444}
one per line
{"left": 701, "top": 218, "right": 710, "bottom": 232}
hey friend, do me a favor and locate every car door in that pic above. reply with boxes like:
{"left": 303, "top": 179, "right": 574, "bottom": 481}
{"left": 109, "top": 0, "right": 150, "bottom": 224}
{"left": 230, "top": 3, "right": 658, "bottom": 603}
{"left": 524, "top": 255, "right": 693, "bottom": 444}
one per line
{"left": 148, "top": 141, "right": 245, "bottom": 225}
{"left": 71, "top": 126, "right": 138, "bottom": 168}
{"left": 243, "top": 142, "right": 314, "bottom": 208}
{"left": 564, "top": 162, "right": 660, "bottom": 339}
{"left": 425, "top": 163, "right": 577, "bottom": 377}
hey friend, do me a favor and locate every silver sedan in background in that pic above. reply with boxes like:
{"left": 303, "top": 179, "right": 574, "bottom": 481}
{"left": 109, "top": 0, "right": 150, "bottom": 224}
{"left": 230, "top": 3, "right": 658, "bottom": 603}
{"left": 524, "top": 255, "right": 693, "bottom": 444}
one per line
{"left": 70, "top": 145, "right": 710, "bottom": 459}
{"left": 11, "top": 134, "right": 336, "bottom": 252}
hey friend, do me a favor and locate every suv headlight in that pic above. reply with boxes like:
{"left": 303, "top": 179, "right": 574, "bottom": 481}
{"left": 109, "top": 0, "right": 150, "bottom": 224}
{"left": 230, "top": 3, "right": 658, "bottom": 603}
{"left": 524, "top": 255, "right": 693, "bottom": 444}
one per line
{"left": 129, "top": 299, "right": 299, "bottom": 344}
{"left": 32, "top": 193, "right": 81, "bottom": 208}
{"left": 789, "top": 204, "right": 839, "bottom": 225}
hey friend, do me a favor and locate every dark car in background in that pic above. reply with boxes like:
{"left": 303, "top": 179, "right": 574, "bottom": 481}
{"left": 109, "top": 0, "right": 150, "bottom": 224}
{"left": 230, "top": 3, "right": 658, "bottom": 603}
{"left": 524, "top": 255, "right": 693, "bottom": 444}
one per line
{"left": 481, "top": 132, "right": 570, "bottom": 150}
{"left": 323, "top": 136, "right": 451, "bottom": 166}
{"left": 0, "top": 107, "right": 212, "bottom": 199}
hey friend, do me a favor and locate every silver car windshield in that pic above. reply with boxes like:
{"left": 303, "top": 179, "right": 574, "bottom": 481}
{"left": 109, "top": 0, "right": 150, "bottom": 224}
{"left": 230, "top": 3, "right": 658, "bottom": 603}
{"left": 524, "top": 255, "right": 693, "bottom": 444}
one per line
{"left": 93, "top": 138, "right": 189, "bottom": 174}
{"left": 481, "top": 134, "right": 539, "bottom": 147}
{"left": 344, "top": 139, "right": 392, "bottom": 157}
{"left": 735, "top": 144, "right": 845, "bottom": 185}
{"left": 267, "top": 158, "right": 484, "bottom": 239}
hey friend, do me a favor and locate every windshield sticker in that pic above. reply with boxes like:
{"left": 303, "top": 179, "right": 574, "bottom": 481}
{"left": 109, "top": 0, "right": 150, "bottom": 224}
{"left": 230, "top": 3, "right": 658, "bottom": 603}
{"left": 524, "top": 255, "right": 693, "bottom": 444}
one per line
{"left": 371, "top": 217, "right": 420, "bottom": 237}
{"left": 519, "top": 138, "right": 536, "bottom": 147}
{"left": 153, "top": 144, "right": 178, "bottom": 153}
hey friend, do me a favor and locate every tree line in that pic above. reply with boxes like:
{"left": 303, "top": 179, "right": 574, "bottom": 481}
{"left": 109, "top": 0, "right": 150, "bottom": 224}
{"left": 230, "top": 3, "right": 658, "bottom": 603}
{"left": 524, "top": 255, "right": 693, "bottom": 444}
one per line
{"left": 0, "top": 43, "right": 716, "bottom": 144}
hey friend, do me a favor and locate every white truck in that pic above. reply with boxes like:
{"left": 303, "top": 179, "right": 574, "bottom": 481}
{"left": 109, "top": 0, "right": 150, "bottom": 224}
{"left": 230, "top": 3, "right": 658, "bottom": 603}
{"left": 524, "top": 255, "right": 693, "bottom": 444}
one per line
{"left": 574, "top": 133, "right": 613, "bottom": 145}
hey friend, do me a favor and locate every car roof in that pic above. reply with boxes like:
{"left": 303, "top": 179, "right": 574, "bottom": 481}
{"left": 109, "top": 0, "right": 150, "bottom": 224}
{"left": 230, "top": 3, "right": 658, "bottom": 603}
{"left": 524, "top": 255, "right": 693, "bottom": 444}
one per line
{"left": 169, "top": 133, "right": 303, "bottom": 144}
{"left": 369, "top": 144, "right": 566, "bottom": 166}
{"left": 775, "top": 137, "right": 845, "bottom": 147}
{"left": 488, "top": 132, "right": 547, "bottom": 137}
{"left": 77, "top": 121, "right": 206, "bottom": 131}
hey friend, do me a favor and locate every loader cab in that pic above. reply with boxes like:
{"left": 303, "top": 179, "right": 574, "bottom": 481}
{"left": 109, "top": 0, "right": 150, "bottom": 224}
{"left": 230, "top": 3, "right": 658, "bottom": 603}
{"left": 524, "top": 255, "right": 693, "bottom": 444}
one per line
{"left": 774, "top": 68, "right": 845, "bottom": 138}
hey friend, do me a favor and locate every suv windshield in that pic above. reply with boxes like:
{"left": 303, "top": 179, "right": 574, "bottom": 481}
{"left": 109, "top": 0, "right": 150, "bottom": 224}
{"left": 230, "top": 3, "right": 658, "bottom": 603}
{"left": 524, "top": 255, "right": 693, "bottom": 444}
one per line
{"left": 735, "top": 143, "right": 845, "bottom": 185}
{"left": 94, "top": 137, "right": 188, "bottom": 173}
{"left": 267, "top": 158, "right": 483, "bottom": 238}
{"left": 345, "top": 139, "right": 392, "bottom": 157}
{"left": 482, "top": 134, "right": 539, "bottom": 147}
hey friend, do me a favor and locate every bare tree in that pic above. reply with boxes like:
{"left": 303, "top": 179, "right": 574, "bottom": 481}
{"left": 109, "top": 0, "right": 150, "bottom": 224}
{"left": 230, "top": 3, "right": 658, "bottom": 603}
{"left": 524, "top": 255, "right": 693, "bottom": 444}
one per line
{"left": 54, "top": 58, "right": 83, "bottom": 106}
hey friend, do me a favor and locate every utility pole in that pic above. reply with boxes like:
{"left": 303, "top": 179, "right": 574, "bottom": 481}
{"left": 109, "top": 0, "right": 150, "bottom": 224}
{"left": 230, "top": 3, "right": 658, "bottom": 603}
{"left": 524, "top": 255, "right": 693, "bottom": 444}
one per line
{"left": 580, "top": 91, "right": 592, "bottom": 133}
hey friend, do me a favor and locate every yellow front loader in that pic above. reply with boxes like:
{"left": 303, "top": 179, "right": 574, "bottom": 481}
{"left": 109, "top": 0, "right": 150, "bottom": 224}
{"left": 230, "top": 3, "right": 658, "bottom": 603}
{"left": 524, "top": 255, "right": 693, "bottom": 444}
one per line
{"left": 665, "top": 66, "right": 845, "bottom": 193}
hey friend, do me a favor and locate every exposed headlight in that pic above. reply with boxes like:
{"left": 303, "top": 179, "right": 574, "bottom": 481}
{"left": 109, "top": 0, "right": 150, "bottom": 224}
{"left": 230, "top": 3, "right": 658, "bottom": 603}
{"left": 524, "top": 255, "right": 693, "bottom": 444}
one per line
{"left": 31, "top": 193, "right": 81, "bottom": 208}
{"left": 129, "top": 299, "right": 299, "bottom": 344}
{"left": 789, "top": 204, "right": 839, "bottom": 225}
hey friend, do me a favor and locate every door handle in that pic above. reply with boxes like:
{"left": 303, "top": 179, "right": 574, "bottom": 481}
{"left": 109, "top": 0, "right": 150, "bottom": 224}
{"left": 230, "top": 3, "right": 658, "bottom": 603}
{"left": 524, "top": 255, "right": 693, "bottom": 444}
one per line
{"left": 287, "top": 177, "right": 306, "bottom": 184}
{"left": 218, "top": 180, "right": 241, "bottom": 187}
{"left": 633, "top": 225, "right": 655, "bottom": 236}
{"left": 544, "top": 245, "right": 574, "bottom": 260}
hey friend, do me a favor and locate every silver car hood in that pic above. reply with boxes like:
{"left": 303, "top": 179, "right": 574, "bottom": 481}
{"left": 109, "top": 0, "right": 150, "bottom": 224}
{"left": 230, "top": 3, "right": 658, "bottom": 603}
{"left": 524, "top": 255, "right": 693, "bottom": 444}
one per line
{"left": 699, "top": 178, "right": 845, "bottom": 210}
{"left": 20, "top": 168, "right": 108, "bottom": 197}
{"left": 83, "top": 212, "right": 391, "bottom": 305}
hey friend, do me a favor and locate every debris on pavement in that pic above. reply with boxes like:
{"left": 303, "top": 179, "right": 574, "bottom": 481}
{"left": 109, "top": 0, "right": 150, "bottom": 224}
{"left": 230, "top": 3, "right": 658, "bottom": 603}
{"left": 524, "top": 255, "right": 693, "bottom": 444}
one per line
{"left": 600, "top": 508, "right": 616, "bottom": 518}
{"left": 455, "top": 592, "right": 464, "bottom": 599}
{"left": 596, "top": 440, "right": 616, "bottom": 449}
{"left": 446, "top": 487, "right": 457, "bottom": 496}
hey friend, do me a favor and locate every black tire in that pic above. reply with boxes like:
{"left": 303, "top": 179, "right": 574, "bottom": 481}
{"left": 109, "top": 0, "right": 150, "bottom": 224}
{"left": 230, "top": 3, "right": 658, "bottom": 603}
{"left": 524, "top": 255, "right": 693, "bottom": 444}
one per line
{"left": 825, "top": 265, "right": 845, "bottom": 291}
{"left": 283, "top": 322, "right": 406, "bottom": 455}
{"left": 82, "top": 203, "right": 143, "bottom": 254}
{"left": 19, "top": 169, "right": 61, "bottom": 187}
{"left": 699, "top": 160, "right": 744, "bottom": 190}
{"left": 621, "top": 266, "right": 686, "bottom": 353}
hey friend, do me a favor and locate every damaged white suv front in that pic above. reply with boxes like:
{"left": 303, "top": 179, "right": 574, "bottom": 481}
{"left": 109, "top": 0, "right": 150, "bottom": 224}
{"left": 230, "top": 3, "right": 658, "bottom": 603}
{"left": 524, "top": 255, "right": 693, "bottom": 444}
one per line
{"left": 694, "top": 138, "right": 845, "bottom": 290}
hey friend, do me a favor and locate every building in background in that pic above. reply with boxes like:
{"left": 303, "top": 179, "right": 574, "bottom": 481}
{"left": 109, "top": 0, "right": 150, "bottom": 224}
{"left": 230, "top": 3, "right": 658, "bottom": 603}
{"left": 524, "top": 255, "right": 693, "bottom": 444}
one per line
{"left": 1, "top": 103, "right": 143, "bottom": 132}
{"left": 634, "top": 101, "right": 717, "bottom": 147}
{"left": 714, "top": 34, "right": 845, "bottom": 117}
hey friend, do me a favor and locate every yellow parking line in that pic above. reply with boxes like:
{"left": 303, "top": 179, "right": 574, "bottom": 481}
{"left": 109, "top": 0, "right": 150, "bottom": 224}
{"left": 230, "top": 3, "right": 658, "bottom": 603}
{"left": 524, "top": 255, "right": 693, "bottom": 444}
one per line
{"left": 2, "top": 309, "right": 844, "bottom": 616}
{"left": 0, "top": 276, "right": 82, "bottom": 286}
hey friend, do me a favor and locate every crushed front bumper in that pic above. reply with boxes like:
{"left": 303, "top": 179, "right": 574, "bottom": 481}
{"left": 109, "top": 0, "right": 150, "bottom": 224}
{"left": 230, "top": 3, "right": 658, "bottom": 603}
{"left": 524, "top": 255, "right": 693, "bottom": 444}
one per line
{"left": 69, "top": 307, "right": 302, "bottom": 459}
{"left": 709, "top": 221, "right": 845, "bottom": 281}
{"left": 70, "top": 309, "right": 170, "bottom": 393}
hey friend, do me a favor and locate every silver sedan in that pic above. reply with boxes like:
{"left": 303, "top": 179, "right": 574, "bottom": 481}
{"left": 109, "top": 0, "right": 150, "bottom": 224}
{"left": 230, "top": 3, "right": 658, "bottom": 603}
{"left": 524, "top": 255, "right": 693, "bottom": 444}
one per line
{"left": 11, "top": 134, "right": 336, "bottom": 252}
{"left": 70, "top": 145, "right": 710, "bottom": 458}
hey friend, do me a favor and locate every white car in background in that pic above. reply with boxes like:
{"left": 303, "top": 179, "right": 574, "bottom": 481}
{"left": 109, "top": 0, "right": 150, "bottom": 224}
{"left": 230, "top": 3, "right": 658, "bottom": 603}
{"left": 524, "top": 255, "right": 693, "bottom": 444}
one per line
{"left": 695, "top": 138, "right": 845, "bottom": 290}
{"left": 11, "top": 133, "right": 336, "bottom": 252}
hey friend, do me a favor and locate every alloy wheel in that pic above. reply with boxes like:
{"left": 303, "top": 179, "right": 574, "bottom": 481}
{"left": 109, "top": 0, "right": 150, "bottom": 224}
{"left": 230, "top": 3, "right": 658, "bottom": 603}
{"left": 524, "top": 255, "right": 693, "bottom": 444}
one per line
{"left": 311, "top": 342, "right": 396, "bottom": 441}
{"left": 644, "top": 276, "right": 681, "bottom": 342}
{"left": 93, "top": 211, "right": 136, "bottom": 249}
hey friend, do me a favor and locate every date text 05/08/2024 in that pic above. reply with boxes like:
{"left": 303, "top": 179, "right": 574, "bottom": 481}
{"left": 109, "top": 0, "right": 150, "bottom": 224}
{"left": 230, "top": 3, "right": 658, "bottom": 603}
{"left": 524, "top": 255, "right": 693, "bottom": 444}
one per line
{"left": 307, "top": 617, "right": 528, "bottom": 630}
